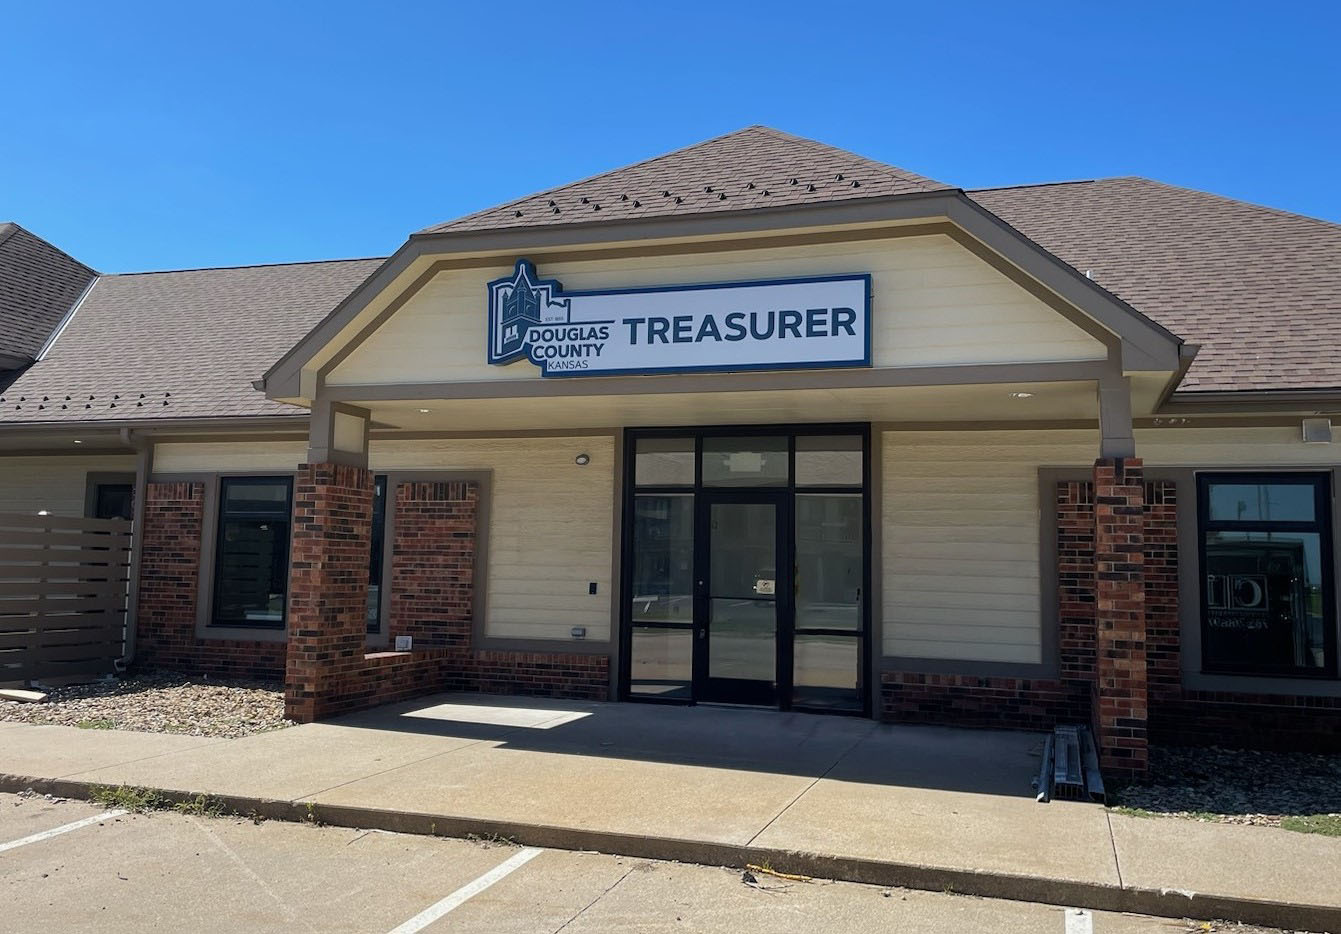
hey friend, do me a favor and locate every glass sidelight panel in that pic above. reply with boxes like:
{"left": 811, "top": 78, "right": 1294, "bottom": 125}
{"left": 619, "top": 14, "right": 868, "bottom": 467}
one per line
{"left": 707, "top": 502, "right": 778, "bottom": 686}
{"left": 795, "top": 494, "right": 863, "bottom": 630}
{"left": 629, "top": 626, "right": 692, "bottom": 698}
{"left": 630, "top": 495, "right": 694, "bottom": 623}
{"left": 628, "top": 494, "right": 694, "bottom": 697}
{"left": 792, "top": 633, "right": 861, "bottom": 711}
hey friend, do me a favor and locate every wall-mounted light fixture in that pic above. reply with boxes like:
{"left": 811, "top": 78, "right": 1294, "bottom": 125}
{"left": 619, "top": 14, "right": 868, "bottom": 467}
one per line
{"left": 574, "top": 453, "right": 590, "bottom": 466}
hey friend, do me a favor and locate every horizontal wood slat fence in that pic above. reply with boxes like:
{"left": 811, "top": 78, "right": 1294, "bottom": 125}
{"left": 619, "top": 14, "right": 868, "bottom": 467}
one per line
{"left": 0, "top": 513, "right": 131, "bottom": 687}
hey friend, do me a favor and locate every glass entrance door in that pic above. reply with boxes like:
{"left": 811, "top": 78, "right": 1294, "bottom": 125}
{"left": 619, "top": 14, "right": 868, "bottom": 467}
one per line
{"left": 696, "top": 493, "right": 787, "bottom": 706}
{"left": 623, "top": 426, "right": 870, "bottom": 715}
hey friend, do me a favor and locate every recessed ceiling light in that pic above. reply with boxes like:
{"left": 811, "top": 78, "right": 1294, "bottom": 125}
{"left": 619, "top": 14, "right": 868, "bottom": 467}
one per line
{"left": 1009, "top": 391, "right": 1034, "bottom": 399}
{"left": 73, "top": 439, "right": 82, "bottom": 444}
{"left": 417, "top": 408, "right": 431, "bottom": 414}
{"left": 37, "top": 510, "right": 49, "bottom": 516}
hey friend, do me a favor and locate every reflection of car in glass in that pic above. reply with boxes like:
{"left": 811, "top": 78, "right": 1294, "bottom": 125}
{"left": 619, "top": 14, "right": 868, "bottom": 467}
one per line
{"left": 1205, "top": 540, "right": 1318, "bottom": 668}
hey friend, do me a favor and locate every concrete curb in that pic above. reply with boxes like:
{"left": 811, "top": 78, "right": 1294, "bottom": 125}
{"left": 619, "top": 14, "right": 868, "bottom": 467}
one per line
{"left": 4, "top": 772, "right": 1337, "bottom": 933}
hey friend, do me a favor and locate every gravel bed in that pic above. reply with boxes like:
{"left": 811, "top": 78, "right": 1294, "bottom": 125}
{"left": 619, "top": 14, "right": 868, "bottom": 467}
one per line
{"left": 0, "top": 673, "right": 292, "bottom": 738}
{"left": 1109, "top": 745, "right": 1341, "bottom": 828}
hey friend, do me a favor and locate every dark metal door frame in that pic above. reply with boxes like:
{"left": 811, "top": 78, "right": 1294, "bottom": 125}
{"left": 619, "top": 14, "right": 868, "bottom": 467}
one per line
{"left": 694, "top": 488, "right": 793, "bottom": 708}
{"left": 619, "top": 423, "right": 872, "bottom": 716}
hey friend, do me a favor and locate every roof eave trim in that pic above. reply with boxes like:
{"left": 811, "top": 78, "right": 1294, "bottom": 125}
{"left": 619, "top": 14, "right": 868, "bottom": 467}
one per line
{"left": 1163, "top": 388, "right": 1341, "bottom": 413}
{"left": 0, "top": 413, "right": 311, "bottom": 437}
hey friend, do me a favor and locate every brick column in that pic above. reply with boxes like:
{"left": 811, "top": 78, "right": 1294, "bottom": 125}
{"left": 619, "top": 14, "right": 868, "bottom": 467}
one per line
{"left": 1093, "top": 457, "right": 1148, "bottom": 777}
{"left": 284, "top": 462, "right": 374, "bottom": 722}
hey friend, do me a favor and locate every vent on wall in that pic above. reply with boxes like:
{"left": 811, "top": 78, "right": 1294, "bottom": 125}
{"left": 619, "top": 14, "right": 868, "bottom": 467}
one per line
{"left": 1302, "top": 418, "right": 1332, "bottom": 444}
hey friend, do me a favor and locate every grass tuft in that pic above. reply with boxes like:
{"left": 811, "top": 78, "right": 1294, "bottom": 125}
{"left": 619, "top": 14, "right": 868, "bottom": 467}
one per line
{"left": 92, "top": 785, "right": 165, "bottom": 813}
{"left": 1280, "top": 814, "right": 1341, "bottom": 837}
{"left": 76, "top": 718, "right": 116, "bottom": 730}
{"left": 172, "top": 794, "right": 228, "bottom": 818}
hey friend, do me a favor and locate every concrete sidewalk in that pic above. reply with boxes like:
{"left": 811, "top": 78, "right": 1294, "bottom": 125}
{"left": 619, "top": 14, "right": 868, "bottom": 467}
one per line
{"left": 2, "top": 694, "right": 1338, "bottom": 931}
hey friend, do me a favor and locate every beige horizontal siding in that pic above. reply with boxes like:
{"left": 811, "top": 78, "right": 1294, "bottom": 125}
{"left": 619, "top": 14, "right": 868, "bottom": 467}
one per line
{"left": 153, "top": 442, "right": 305, "bottom": 473}
{"left": 326, "top": 233, "right": 1105, "bottom": 387}
{"left": 1137, "top": 426, "right": 1341, "bottom": 467}
{"left": 0, "top": 455, "right": 136, "bottom": 518}
{"left": 882, "top": 429, "right": 1097, "bottom": 664}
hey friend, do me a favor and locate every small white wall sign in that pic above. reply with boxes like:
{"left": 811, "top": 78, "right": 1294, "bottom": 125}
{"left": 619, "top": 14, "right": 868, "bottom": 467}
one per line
{"left": 487, "top": 260, "right": 871, "bottom": 377}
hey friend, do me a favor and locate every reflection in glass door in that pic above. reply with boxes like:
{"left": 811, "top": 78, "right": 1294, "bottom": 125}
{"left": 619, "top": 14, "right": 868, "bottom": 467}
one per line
{"left": 699, "top": 496, "right": 785, "bottom": 706}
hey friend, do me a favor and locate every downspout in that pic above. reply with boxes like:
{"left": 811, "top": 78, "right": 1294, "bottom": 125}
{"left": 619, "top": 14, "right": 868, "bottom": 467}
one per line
{"left": 116, "top": 426, "right": 153, "bottom": 672}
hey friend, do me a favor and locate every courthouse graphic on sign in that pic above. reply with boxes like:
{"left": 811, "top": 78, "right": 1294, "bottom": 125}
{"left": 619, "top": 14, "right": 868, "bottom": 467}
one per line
{"left": 486, "top": 259, "right": 871, "bottom": 377}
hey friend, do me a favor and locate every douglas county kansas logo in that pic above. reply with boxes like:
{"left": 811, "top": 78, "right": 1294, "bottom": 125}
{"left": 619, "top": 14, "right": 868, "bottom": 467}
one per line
{"left": 486, "top": 259, "right": 871, "bottom": 378}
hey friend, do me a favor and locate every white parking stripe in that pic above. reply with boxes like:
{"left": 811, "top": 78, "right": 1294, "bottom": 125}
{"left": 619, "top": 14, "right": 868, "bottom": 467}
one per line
{"left": 0, "top": 809, "right": 128, "bottom": 854}
{"left": 387, "top": 847, "right": 543, "bottom": 934}
{"left": 1064, "top": 907, "right": 1093, "bottom": 934}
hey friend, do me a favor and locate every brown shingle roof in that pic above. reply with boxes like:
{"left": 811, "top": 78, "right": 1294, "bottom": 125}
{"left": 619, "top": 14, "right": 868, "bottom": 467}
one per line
{"left": 0, "top": 257, "right": 382, "bottom": 424}
{"left": 421, "top": 126, "right": 951, "bottom": 235}
{"left": 970, "top": 178, "right": 1341, "bottom": 393}
{"left": 0, "top": 223, "right": 98, "bottom": 362}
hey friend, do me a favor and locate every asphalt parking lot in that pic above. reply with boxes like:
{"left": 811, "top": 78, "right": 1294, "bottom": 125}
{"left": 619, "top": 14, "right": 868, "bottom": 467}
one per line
{"left": 0, "top": 792, "right": 1296, "bottom": 934}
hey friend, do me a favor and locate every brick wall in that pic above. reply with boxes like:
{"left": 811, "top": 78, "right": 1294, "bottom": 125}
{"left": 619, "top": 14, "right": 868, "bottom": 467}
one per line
{"left": 450, "top": 650, "right": 608, "bottom": 700}
{"left": 388, "top": 481, "right": 478, "bottom": 649}
{"left": 135, "top": 481, "right": 285, "bottom": 680}
{"left": 387, "top": 480, "right": 609, "bottom": 701}
{"left": 1053, "top": 476, "right": 1340, "bottom": 754}
{"left": 880, "top": 672, "right": 1088, "bottom": 729}
{"left": 1143, "top": 482, "right": 1180, "bottom": 706}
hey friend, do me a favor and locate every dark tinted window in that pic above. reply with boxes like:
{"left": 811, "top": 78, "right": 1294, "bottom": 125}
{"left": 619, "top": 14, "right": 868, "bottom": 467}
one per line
{"left": 367, "top": 475, "right": 387, "bottom": 633}
{"left": 94, "top": 484, "right": 134, "bottom": 521}
{"left": 1199, "top": 474, "right": 1335, "bottom": 677}
{"left": 212, "top": 477, "right": 293, "bottom": 629}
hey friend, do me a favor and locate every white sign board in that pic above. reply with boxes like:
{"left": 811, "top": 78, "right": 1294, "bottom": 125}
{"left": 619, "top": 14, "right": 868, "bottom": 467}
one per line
{"left": 487, "top": 260, "right": 871, "bottom": 377}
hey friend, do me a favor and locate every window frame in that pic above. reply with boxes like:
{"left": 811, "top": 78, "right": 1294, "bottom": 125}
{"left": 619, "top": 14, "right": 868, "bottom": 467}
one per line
{"left": 208, "top": 474, "right": 295, "bottom": 633}
{"left": 1196, "top": 471, "right": 1338, "bottom": 679}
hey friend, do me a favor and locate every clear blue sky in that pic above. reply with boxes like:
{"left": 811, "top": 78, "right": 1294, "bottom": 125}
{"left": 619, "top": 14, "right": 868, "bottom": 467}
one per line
{"left": 4, "top": 1, "right": 1338, "bottom": 272}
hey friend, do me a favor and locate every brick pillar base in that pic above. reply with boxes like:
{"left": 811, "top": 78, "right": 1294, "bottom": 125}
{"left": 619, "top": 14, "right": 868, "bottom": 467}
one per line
{"left": 284, "top": 462, "right": 374, "bottom": 722}
{"left": 1093, "top": 457, "right": 1148, "bottom": 778}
